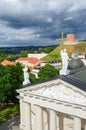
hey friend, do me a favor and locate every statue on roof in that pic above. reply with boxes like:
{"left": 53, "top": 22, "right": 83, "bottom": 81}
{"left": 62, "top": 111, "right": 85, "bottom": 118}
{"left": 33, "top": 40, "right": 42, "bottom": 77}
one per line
{"left": 23, "top": 65, "right": 30, "bottom": 86}
{"left": 60, "top": 49, "right": 69, "bottom": 75}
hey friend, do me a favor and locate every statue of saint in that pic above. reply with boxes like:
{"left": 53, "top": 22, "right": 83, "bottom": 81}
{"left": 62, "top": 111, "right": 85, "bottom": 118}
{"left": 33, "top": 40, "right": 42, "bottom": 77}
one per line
{"left": 23, "top": 65, "right": 30, "bottom": 85}
{"left": 60, "top": 49, "right": 69, "bottom": 75}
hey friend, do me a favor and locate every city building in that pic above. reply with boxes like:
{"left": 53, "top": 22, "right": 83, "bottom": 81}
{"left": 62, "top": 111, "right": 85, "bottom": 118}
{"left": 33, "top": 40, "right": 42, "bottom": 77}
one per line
{"left": 16, "top": 57, "right": 40, "bottom": 68}
{"left": 28, "top": 53, "right": 47, "bottom": 60}
{"left": 1, "top": 60, "right": 16, "bottom": 66}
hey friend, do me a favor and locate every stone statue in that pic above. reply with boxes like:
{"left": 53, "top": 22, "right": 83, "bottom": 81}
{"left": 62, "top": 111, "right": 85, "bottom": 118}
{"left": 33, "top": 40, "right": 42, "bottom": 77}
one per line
{"left": 60, "top": 49, "right": 69, "bottom": 75}
{"left": 23, "top": 65, "right": 30, "bottom": 85}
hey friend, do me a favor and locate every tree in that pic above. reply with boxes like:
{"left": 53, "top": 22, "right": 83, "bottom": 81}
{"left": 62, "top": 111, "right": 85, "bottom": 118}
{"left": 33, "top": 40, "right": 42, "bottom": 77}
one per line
{"left": 7, "top": 63, "right": 23, "bottom": 102}
{"left": 0, "top": 63, "right": 23, "bottom": 103}
{"left": 38, "top": 64, "right": 59, "bottom": 81}
{"left": 20, "top": 50, "right": 29, "bottom": 57}
{"left": 29, "top": 73, "right": 37, "bottom": 83}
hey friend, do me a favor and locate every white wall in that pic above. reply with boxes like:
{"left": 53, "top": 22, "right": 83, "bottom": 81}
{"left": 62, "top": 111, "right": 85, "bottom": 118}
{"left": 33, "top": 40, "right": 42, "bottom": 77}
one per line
{"left": 28, "top": 53, "right": 47, "bottom": 59}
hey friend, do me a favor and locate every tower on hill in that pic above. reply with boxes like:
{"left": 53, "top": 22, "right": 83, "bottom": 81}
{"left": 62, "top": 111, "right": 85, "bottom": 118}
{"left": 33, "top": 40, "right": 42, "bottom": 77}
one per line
{"left": 67, "top": 34, "right": 75, "bottom": 43}
{"left": 64, "top": 34, "right": 78, "bottom": 45}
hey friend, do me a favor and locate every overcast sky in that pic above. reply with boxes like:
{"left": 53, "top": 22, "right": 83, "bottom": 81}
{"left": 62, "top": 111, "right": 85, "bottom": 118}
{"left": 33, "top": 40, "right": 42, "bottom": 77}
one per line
{"left": 0, "top": 0, "right": 86, "bottom": 47}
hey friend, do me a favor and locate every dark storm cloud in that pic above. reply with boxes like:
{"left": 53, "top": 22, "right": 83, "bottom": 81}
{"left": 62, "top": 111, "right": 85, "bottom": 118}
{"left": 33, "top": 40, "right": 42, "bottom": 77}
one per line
{"left": 0, "top": 0, "right": 86, "bottom": 47}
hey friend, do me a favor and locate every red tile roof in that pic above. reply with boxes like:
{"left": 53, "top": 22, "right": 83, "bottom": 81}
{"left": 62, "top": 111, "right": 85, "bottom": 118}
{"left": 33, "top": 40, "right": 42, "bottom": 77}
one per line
{"left": 16, "top": 57, "right": 39, "bottom": 64}
{"left": 29, "top": 58, "right": 39, "bottom": 64}
{"left": 1, "top": 60, "right": 16, "bottom": 65}
{"left": 16, "top": 57, "right": 30, "bottom": 61}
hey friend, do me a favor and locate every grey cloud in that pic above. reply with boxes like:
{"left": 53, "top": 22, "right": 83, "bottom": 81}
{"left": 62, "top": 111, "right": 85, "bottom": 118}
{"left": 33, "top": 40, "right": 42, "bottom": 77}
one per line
{"left": 0, "top": 0, "right": 86, "bottom": 47}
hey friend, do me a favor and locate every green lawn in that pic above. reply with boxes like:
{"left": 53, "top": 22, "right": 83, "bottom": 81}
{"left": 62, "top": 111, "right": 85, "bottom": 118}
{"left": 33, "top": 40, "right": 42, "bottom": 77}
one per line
{"left": 0, "top": 104, "right": 20, "bottom": 122}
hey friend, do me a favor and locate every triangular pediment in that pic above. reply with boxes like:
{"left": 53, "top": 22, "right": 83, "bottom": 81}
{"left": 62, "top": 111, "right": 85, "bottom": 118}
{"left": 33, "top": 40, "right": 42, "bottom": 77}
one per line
{"left": 17, "top": 78, "right": 86, "bottom": 119}
{"left": 28, "top": 79, "right": 86, "bottom": 106}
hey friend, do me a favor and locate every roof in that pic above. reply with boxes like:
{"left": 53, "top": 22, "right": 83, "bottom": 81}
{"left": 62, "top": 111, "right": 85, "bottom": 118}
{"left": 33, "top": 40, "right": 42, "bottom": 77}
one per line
{"left": 16, "top": 57, "right": 39, "bottom": 64}
{"left": 23, "top": 67, "right": 86, "bottom": 92}
{"left": 16, "top": 57, "right": 30, "bottom": 61}
{"left": 60, "top": 67, "right": 86, "bottom": 91}
{"left": 72, "top": 68, "right": 86, "bottom": 83}
{"left": 60, "top": 75, "right": 86, "bottom": 91}
{"left": 68, "top": 58, "right": 85, "bottom": 70}
{"left": 1, "top": 60, "right": 16, "bottom": 65}
{"left": 29, "top": 58, "right": 39, "bottom": 64}
{"left": 17, "top": 77, "right": 86, "bottom": 119}
{"left": 28, "top": 79, "right": 86, "bottom": 106}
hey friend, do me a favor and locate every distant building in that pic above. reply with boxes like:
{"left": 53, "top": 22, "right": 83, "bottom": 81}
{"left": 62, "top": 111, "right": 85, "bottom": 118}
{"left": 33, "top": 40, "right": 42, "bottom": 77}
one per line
{"left": 67, "top": 34, "right": 75, "bottom": 43}
{"left": 16, "top": 57, "right": 41, "bottom": 68}
{"left": 31, "top": 68, "right": 39, "bottom": 78}
{"left": 16, "top": 57, "right": 30, "bottom": 65}
{"left": 1, "top": 60, "right": 16, "bottom": 66}
{"left": 28, "top": 53, "right": 47, "bottom": 60}
{"left": 64, "top": 34, "right": 78, "bottom": 45}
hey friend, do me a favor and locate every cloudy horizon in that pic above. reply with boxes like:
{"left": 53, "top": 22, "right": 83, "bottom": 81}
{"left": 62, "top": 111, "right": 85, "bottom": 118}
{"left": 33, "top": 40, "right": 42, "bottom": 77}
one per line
{"left": 0, "top": 0, "right": 86, "bottom": 47}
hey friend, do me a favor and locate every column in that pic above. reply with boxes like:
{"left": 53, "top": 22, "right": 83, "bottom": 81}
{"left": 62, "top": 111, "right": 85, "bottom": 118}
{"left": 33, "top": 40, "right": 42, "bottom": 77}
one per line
{"left": 55, "top": 113, "right": 59, "bottom": 130}
{"left": 20, "top": 99, "right": 24, "bottom": 129}
{"left": 84, "top": 120, "right": 86, "bottom": 130}
{"left": 85, "top": 124, "right": 86, "bottom": 130}
{"left": 36, "top": 105, "right": 43, "bottom": 130}
{"left": 59, "top": 113, "right": 64, "bottom": 130}
{"left": 25, "top": 102, "right": 32, "bottom": 130}
{"left": 74, "top": 116, "right": 81, "bottom": 130}
{"left": 82, "top": 119, "right": 86, "bottom": 130}
{"left": 49, "top": 109, "right": 57, "bottom": 130}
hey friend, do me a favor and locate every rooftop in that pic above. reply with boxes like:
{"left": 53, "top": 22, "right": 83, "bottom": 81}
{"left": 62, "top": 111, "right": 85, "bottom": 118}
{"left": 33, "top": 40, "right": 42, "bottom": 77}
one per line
{"left": 72, "top": 68, "right": 86, "bottom": 83}
{"left": 30, "top": 80, "right": 86, "bottom": 106}
{"left": 23, "top": 67, "right": 86, "bottom": 92}
{"left": 1, "top": 60, "right": 16, "bottom": 65}
{"left": 16, "top": 57, "right": 39, "bottom": 64}
{"left": 68, "top": 58, "right": 85, "bottom": 70}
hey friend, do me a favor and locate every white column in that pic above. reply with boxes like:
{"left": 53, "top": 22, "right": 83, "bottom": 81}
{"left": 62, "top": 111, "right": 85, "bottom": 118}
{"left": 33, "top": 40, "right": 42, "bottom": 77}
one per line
{"left": 85, "top": 124, "right": 86, "bottom": 130}
{"left": 25, "top": 102, "right": 32, "bottom": 130}
{"left": 56, "top": 113, "right": 59, "bottom": 130}
{"left": 49, "top": 109, "right": 57, "bottom": 130}
{"left": 20, "top": 99, "right": 24, "bottom": 129}
{"left": 36, "top": 105, "right": 43, "bottom": 130}
{"left": 74, "top": 116, "right": 81, "bottom": 130}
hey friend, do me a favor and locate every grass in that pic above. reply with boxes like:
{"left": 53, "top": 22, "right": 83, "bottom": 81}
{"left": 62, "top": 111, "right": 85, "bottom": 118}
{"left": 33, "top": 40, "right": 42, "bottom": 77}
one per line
{"left": 42, "top": 44, "right": 74, "bottom": 61}
{"left": 0, "top": 104, "right": 20, "bottom": 122}
{"left": 42, "top": 42, "right": 86, "bottom": 61}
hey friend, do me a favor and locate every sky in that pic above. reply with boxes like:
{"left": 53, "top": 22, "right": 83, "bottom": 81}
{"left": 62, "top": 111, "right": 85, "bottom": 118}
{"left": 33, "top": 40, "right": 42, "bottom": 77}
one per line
{"left": 0, "top": 0, "right": 86, "bottom": 47}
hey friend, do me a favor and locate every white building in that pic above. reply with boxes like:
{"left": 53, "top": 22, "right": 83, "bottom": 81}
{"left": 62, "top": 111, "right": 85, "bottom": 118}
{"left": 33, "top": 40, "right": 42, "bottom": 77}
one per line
{"left": 31, "top": 68, "right": 39, "bottom": 78}
{"left": 17, "top": 67, "right": 86, "bottom": 130}
{"left": 15, "top": 57, "right": 40, "bottom": 68}
{"left": 17, "top": 50, "right": 86, "bottom": 130}
{"left": 28, "top": 53, "right": 47, "bottom": 60}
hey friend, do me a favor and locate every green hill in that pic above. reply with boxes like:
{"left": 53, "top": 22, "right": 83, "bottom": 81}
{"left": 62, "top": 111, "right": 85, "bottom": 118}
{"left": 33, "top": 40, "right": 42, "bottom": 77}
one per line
{"left": 42, "top": 42, "right": 86, "bottom": 61}
{"left": 74, "top": 42, "right": 86, "bottom": 54}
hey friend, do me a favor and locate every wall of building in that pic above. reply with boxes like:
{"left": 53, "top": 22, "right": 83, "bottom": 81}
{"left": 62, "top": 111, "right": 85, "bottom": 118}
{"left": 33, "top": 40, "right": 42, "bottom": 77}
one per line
{"left": 28, "top": 53, "right": 47, "bottom": 59}
{"left": 67, "top": 34, "right": 75, "bottom": 43}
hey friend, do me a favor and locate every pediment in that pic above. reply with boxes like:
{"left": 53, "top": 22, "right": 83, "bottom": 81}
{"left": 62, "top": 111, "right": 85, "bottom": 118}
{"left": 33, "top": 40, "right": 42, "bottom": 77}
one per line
{"left": 29, "top": 79, "right": 86, "bottom": 106}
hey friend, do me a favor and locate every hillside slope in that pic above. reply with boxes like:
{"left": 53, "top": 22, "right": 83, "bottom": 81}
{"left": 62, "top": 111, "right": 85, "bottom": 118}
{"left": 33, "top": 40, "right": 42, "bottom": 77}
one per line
{"left": 42, "top": 42, "right": 86, "bottom": 61}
